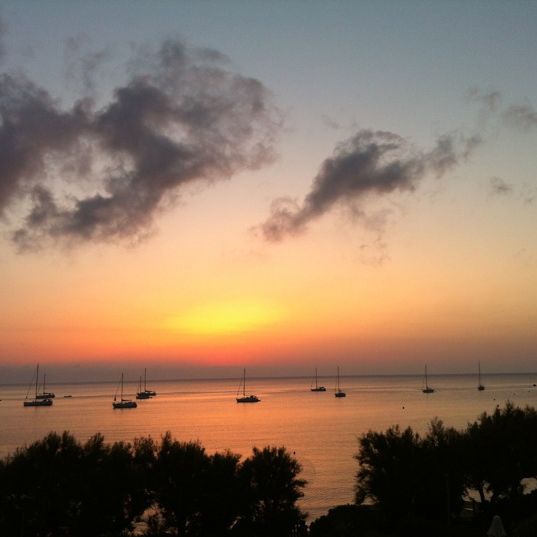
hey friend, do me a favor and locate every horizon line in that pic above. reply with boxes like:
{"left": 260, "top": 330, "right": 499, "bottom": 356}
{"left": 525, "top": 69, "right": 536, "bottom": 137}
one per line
{"left": 1, "top": 370, "right": 537, "bottom": 388}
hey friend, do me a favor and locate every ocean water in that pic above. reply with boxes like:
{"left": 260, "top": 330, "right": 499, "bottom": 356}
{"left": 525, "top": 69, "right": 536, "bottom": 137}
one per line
{"left": 1, "top": 373, "right": 537, "bottom": 520}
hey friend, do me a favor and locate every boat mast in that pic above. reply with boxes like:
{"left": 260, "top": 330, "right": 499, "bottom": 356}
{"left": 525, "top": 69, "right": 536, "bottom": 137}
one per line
{"left": 425, "top": 365, "right": 428, "bottom": 390}
{"left": 336, "top": 366, "right": 340, "bottom": 392}
{"left": 120, "top": 373, "right": 124, "bottom": 401}
{"left": 35, "top": 364, "right": 39, "bottom": 399}
{"left": 315, "top": 368, "right": 318, "bottom": 389}
{"left": 144, "top": 368, "right": 147, "bottom": 391}
{"left": 478, "top": 361, "right": 481, "bottom": 386}
{"left": 243, "top": 368, "right": 246, "bottom": 396}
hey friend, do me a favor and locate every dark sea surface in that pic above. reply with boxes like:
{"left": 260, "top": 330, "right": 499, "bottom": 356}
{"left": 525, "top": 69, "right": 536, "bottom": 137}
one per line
{"left": 1, "top": 373, "right": 537, "bottom": 520}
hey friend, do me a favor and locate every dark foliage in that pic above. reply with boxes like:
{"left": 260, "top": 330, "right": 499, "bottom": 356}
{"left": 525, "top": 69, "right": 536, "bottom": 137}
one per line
{"left": 153, "top": 433, "right": 244, "bottom": 536}
{"left": 234, "top": 446, "right": 307, "bottom": 536}
{"left": 309, "top": 504, "right": 386, "bottom": 537}
{"left": 353, "top": 402, "right": 537, "bottom": 536}
{"left": 0, "top": 431, "right": 151, "bottom": 537}
{"left": 0, "top": 432, "right": 306, "bottom": 537}
{"left": 464, "top": 402, "right": 537, "bottom": 504}
{"left": 355, "top": 419, "right": 465, "bottom": 526}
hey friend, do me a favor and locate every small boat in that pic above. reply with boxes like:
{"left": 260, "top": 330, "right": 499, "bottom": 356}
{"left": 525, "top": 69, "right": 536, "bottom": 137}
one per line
{"left": 136, "top": 375, "right": 151, "bottom": 400}
{"left": 63, "top": 395, "right": 73, "bottom": 398}
{"left": 422, "top": 365, "right": 435, "bottom": 394}
{"left": 236, "top": 368, "right": 260, "bottom": 403}
{"left": 334, "top": 366, "right": 346, "bottom": 398}
{"left": 36, "top": 372, "right": 56, "bottom": 399}
{"left": 311, "top": 368, "right": 326, "bottom": 392}
{"left": 477, "top": 361, "right": 485, "bottom": 391}
{"left": 113, "top": 373, "right": 137, "bottom": 409}
{"left": 24, "top": 364, "right": 53, "bottom": 407}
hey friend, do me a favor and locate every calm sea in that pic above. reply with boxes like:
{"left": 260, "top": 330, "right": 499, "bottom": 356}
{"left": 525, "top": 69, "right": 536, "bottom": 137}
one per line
{"left": 1, "top": 373, "right": 537, "bottom": 520}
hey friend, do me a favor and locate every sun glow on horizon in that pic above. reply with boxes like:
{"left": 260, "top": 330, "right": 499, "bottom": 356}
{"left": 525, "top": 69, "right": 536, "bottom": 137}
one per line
{"left": 164, "top": 301, "right": 286, "bottom": 336}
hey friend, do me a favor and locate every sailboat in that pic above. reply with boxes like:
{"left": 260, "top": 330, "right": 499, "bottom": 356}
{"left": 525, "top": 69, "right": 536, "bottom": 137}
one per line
{"left": 136, "top": 376, "right": 151, "bottom": 400}
{"left": 422, "top": 365, "right": 435, "bottom": 393}
{"left": 311, "top": 368, "right": 326, "bottom": 392}
{"left": 113, "top": 373, "right": 137, "bottom": 409}
{"left": 141, "top": 368, "right": 157, "bottom": 397}
{"left": 236, "top": 369, "right": 260, "bottom": 403}
{"left": 36, "top": 372, "right": 56, "bottom": 399}
{"left": 334, "top": 366, "right": 346, "bottom": 398}
{"left": 477, "top": 362, "right": 485, "bottom": 391}
{"left": 24, "top": 364, "right": 53, "bottom": 407}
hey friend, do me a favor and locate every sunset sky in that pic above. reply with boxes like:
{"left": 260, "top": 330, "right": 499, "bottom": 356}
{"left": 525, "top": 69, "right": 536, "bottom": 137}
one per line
{"left": 1, "top": 1, "right": 536, "bottom": 381}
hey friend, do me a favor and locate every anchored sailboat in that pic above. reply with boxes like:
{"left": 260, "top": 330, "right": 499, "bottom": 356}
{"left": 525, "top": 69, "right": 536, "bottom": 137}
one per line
{"left": 334, "top": 366, "right": 346, "bottom": 398}
{"left": 136, "top": 375, "right": 151, "bottom": 400}
{"left": 236, "top": 369, "right": 260, "bottom": 403}
{"left": 310, "top": 368, "right": 326, "bottom": 392}
{"left": 24, "top": 364, "right": 53, "bottom": 407}
{"left": 113, "top": 373, "right": 137, "bottom": 409}
{"left": 136, "top": 369, "right": 155, "bottom": 399}
{"left": 36, "top": 372, "right": 55, "bottom": 399}
{"left": 141, "top": 368, "right": 157, "bottom": 397}
{"left": 422, "top": 365, "right": 435, "bottom": 394}
{"left": 477, "top": 362, "right": 485, "bottom": 391}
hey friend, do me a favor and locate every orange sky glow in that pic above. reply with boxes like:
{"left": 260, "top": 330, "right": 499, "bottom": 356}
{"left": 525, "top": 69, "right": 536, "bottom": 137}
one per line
{"left": 0, "top": 2, "right": 536, "bottom": 382}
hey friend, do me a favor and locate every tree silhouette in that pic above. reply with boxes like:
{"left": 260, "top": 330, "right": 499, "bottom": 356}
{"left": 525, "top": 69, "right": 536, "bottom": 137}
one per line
{"left": 355, "top": 418, "right": 465, "bottom": 529}
{"left": 235, "top": 446, "right": 306, "bottom": 537}
{"left": 419, "top": 418, "right": 465, "bottom": 522}
{"left": 199, "top": 450, "right": 243, "bottom": 536}
{"left": 75, "top": 434, "right": 151, "bottom": 536}
{"left": 0, "top": 433, "right": 308, "bottom": 536}
{"left": 0, "top": 431, "right": 83, "bottom": 536}
{"left": 464, "top": 402, "right": 537, "bottom": 504}
{"left": 355, "top": 425, "right": 421, "bottom": 523}
{"left": 153, "top": 433, "right": 209, "bottom": 535}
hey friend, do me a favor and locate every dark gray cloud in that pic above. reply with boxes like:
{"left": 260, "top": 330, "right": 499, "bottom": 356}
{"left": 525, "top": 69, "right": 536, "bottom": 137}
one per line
{"left": 259, "top": 129, "right": 480, "bottom": 242}
{"left": 0, "top": 39, "right": 279, "bottom": 250}
{"left": 0, "top": 15, "right": 6, "bottom": 63}
{"left": 489, "top": 176, "right": 513, "bottom": 196}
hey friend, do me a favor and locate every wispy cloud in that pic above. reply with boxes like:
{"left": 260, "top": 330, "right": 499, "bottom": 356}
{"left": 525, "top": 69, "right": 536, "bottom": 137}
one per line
{"left": 467, "top": 87, "right": 501, "bottom": 112}
{"left": 469, "top": 88, "right": 537, "bottom": 132}
{"left": 63, "top": 35, "right": 111, "bottom": 97}
{"left": 0, "top": 39, "right": 280, "bottom": 251}
{"left": 357, "top": 234, "right": 390, "bottom": 267}
{"left": 504, "top": 102, "right": 537, "bottom": 131}
{"left": 489, "top": 176, "right": 513, "bottom": 196}
{"left": 258, "top": 129, "right": 480, "bottom": 242}
{"left": 487, "top": 177, "right": 537, "bottom": 206}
